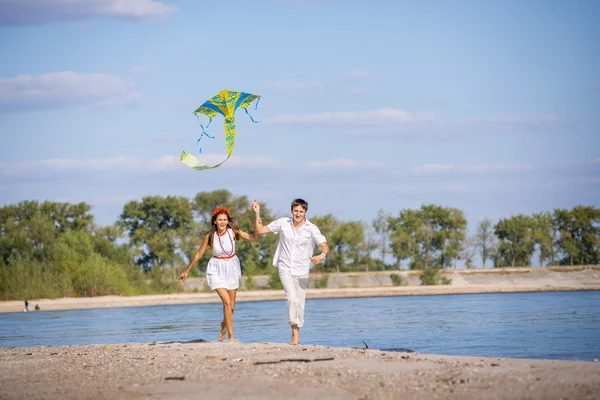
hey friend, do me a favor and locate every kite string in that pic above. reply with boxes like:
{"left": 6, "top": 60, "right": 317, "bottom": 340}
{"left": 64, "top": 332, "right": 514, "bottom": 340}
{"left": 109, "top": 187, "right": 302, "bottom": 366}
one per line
{"left": 196, "top": 115, "right": 215, "bottom": 153}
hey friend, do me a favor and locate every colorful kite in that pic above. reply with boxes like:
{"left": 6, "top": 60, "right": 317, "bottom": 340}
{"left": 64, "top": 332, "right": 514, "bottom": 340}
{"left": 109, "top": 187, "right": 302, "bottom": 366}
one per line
{"left": 180, "top": 90, "right": 261, "bottom": 170}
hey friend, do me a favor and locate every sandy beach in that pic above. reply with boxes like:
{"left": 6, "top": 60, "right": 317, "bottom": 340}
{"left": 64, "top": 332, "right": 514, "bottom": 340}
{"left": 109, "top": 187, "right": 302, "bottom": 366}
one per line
{"left": 2, "top": 270, "right": 599, "bottom": 399}
{"left": 1, "top": 341, "right": 598, "bottom": 400}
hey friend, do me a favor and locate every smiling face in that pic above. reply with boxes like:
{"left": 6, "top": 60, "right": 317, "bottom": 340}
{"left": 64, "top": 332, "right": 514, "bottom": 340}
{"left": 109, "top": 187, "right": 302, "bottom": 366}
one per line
{"left": 214, "top": 212, "right": 229, "bottom": 233}
{"left": 291, "top": 205, "right": 306, "bottom": 225}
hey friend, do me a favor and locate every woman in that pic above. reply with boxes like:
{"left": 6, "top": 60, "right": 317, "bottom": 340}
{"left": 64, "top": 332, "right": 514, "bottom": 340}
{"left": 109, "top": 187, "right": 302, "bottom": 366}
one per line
{"left": 179, "top": 207, "right": 259, "bottom": 342}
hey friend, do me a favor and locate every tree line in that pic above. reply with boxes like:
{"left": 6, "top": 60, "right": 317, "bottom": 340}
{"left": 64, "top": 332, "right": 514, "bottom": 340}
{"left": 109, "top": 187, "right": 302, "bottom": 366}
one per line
{"left": 1, "top": 190, "right": 598, "bottom": 300}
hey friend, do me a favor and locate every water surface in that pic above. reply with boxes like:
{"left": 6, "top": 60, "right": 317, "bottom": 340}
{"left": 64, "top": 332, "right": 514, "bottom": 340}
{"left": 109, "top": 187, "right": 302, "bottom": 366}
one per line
{"left": 1, "top": 291, "right": 599, "bottom": 361}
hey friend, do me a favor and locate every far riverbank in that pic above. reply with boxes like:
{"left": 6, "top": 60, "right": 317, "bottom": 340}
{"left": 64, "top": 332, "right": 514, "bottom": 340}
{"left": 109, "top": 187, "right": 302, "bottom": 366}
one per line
{"left": 1, "top": 266, "right": 598, "bottom": 313}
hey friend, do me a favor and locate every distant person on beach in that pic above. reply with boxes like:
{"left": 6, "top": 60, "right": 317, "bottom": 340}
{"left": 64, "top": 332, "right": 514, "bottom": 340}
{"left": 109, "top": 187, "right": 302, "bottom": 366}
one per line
{"left": 252, "top": 199, "right": 329, "bottom": 345}
{"left": 35, "top": 304, "right": 40, "bottom": 311}
{"left": 179, "top": 207, "right": 259, "bottom": 342}
{"left": 24, "top": 300, "right": 29, "bottom": 312}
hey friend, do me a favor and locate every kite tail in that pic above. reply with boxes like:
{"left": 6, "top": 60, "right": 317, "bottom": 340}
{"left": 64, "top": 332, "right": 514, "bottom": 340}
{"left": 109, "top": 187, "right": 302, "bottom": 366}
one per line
{"left": 244, "top": 107, "right": 260, "bottom": 123}
{"left": 180, "top": 150, "right": 209, "bottom": 170}
{"left": 196, "top": 116, "right": 215, "bottom": 153}
{"left": 224, "top": 117, "right": 236, "bottom": 157}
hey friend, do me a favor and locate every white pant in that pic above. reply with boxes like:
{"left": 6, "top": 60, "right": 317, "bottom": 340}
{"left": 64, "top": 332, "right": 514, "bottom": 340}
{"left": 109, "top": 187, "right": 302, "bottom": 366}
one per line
{"left": 278, "top": 267, "right": 309, "bottom": 328}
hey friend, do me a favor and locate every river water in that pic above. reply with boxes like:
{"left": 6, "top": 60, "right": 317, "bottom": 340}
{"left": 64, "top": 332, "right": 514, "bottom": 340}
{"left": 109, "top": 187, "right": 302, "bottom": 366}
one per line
{"left": 1, "top": 291, "right": 599, "bottom": 361}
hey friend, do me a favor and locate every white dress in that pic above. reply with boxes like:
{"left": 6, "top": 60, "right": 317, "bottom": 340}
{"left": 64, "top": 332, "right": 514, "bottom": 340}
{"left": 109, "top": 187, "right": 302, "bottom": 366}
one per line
{"left": 205, "top": 228, "right": 241, "bottom": 290}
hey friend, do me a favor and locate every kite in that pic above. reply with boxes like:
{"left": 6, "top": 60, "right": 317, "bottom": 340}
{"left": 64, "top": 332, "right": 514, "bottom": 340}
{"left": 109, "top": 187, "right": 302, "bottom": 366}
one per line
{"left": 180, "top": 90, "right": 261, "bottom": 170}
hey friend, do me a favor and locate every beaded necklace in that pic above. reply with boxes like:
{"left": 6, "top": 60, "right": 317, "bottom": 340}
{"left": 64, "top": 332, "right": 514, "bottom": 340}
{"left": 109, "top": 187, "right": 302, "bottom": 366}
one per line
{"left": 217, "top": 228, "right": 234, "bottom": 256}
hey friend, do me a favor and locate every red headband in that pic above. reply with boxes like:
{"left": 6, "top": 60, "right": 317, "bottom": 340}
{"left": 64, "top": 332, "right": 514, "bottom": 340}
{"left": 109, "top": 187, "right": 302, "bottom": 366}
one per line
{"left": 212, "top": 207, "right": 231, "bottom": 217}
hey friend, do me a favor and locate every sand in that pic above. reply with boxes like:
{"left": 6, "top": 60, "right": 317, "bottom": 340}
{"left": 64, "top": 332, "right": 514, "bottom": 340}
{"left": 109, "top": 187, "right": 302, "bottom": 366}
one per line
{"left": 1, "top": 341, "right": 598, "bottom": 400}
{"left": 3, "top": 282, "right": 599, "bottom": 398}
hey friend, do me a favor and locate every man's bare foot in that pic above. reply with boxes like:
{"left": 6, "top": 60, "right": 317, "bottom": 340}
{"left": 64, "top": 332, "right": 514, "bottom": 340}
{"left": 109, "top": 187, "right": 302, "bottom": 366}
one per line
{"left": 290, "top": 326, "right": 299, "bottom": 345}
{"left": 218, "top": 321, "right": 227, "bottom": 342}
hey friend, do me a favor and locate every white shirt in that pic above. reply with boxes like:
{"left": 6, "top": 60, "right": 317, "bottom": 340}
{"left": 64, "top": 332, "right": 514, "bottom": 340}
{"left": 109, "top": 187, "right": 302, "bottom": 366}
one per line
{"left": 267, "top": 217, "right": 327, "bottom": 277}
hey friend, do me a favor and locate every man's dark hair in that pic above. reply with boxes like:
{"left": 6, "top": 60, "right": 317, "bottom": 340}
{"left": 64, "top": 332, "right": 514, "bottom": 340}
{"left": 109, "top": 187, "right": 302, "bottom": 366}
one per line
{"left": 291, "top": 198, "right": 308, "bottom": 212}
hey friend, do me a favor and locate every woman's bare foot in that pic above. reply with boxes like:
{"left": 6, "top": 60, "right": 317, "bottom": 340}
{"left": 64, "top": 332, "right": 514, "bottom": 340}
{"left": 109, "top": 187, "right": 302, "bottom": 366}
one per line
{"left": 218, "top": 321, "right": 227, "bottom": 342}
{"left": 290, "top": 326, "right": 299, "bottom": 345}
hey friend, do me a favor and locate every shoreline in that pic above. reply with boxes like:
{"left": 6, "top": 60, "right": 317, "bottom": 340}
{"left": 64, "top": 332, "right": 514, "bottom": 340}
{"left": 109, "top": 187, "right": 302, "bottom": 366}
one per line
{"left": 1, "top": 341, "right": 598, "bottom": 399}
{"left": 2, "top": 284, "right": 600, "bottom": 313}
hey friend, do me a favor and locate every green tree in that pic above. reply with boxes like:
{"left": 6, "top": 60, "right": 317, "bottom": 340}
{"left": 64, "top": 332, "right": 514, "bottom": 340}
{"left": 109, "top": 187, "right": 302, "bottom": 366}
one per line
{"left": 313, "top": 217, "right": 365, "bottom": 273}
{"left": 388, "top": 205, "right": 466, "bottom": 270}
{"left": 389, "top": 208, "right": 421, "bottom": 269}
{"left": 554, "top": 206, "right": 600, "bottom": 265}
{"left": 532, "top": 212, "right": 556, "bottom": 266}
{"left": 487, "top": 236, "right": 503, "bottom": 268}
{"left": 372, "top": 209, "right": 392, "bottom": 267}
{"left": 118, "top": 195, "right": 193, "bottom": 273}
{"left": 329, "top": 221, "right": 365, "bottom": 272}
{"left": 459, "top": 237, "right": 477, "bottom": 269}
{"left": 0, "top": 200, "right": 94, "bottom": 264}
{"left": 476, "top": 218, "right": 494, "bottom": 268}
{"left": 309, "top": 214, "right": 340, "bottom": 272}
{"left": 440, "top": 207, "right": 468, "bottom": 268}
{"left": 494, "top": 215, "right": 535, "bottom": 267}
{"left": 361, "top": 223, "right": 379, "bottom": 271}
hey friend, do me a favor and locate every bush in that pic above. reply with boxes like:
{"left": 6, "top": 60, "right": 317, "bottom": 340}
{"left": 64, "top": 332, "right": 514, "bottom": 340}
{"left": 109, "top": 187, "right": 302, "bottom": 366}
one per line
{"left": 440, "top": 276, "right": 453, "bottom": 285}
{"left": 390, "top": 273, "right": 402, "bottom": 286}
{"left": 267, "top": 267, "right": 283, "bottom": 290}
{"left": 420, "top": 268, "right": 442, "bottom": 285}
{"left": 315, "top": 274, "right": 329, "bottom": 288}
{"left": 244, "top": 274, "right": 257, "bottom": 290}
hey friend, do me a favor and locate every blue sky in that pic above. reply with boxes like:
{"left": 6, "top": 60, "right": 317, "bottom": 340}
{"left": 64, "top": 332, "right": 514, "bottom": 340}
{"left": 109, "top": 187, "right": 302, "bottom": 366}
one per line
{"left": 1, "top": 0, "right": 599, "bottom": 233}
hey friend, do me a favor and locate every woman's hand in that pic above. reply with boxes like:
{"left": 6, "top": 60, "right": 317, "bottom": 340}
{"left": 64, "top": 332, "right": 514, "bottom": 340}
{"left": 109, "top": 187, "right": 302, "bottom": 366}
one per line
{"left": 252, "top": 200, "right": 261, "bottom": 215}
{"left": 179, "top": 270, "right": 190, "bottom": 282}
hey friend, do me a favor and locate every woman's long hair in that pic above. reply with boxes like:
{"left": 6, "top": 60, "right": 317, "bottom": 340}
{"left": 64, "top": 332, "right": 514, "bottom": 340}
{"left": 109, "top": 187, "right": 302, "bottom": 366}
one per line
{"left": 206, "top": 209, "right": 241, "bottom": 248}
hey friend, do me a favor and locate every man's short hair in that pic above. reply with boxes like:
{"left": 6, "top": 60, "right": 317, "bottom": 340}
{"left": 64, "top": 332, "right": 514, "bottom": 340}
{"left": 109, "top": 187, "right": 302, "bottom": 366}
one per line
{"left": 291, "top": 198, "right": 308, "bottom": 212}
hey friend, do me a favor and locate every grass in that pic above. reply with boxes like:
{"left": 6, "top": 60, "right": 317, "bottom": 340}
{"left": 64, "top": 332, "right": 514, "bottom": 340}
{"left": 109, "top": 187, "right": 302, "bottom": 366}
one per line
{"left": 315, "top": 274, "right": 329, "bottom": 289}
{"left": 498, "top": 270, "right": 530, "bottom": 275}
{"left": 547, "top": 266, "right": 586, "bottom": 272}
{"left": 389, "top": 274, "right": 402, "bottom": 286}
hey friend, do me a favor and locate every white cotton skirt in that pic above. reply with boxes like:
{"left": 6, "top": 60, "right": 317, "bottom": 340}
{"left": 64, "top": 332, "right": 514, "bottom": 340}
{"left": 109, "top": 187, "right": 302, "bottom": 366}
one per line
{"left": 206, "top": 256, "right": 242, "bottom": 290}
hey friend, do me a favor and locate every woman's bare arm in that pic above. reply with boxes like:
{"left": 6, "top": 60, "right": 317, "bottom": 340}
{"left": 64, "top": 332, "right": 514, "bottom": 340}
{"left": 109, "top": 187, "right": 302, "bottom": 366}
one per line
{"left": 179, "top": 233, "right": 209, "bottom": 282}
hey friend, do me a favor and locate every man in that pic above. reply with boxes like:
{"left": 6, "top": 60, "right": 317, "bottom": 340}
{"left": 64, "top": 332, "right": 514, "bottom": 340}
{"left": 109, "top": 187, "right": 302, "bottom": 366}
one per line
{"left": 252, "top": 199, "right": 329, "bottom": 345}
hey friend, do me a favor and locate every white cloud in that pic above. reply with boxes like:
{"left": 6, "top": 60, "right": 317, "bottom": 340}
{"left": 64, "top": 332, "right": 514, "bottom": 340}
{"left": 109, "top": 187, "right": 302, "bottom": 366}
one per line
{"left": 0, "top": 71, "right": 140, "bottom": 111}
{"left": 342, "top": 69, "right": 371, "bottom": 80}
{"left": 0, "top": 0, "right": 177, "bottom": 25}
{"left": 270, "top": 79, "right": 321, "bottom": 92}
{"left": 410, "top": 163, "right": 532, "bottom": 175}
{"left": 264, "top": 108, "right": 434, "bottom": 127}
{"left": 308, "top": 158, "right": 389, "bottom": 171}
{"left": 340, "top": 113, "right": 563, "bottom": 139}
{"left": 224, "top": 155, "right": 283, "bottom": 168}
{"left": 477, "top": 115, "right": 560, "bottom": 128}
{"left": 0, "top": 154, "right": 283, "bottom": 180}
